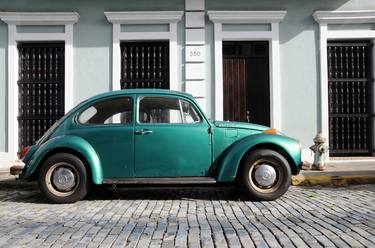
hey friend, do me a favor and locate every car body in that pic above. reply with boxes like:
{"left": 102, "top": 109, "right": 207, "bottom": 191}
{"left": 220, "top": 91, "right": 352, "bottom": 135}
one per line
{"left": 12, "top": 89, "right": 302, "bottom": 203}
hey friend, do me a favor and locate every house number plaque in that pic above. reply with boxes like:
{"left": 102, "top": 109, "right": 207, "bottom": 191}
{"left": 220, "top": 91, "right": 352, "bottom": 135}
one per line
{"left": 185, "top": 46, "right": 205, "bottom": 62}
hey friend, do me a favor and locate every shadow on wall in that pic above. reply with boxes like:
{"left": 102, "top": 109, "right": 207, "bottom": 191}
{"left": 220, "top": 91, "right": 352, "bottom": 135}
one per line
{"left": 0, "top": 22, "right": 8, "bottom": 152}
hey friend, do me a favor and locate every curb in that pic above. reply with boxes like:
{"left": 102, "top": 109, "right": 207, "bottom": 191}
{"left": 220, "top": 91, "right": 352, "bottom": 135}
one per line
{"left": 292, "top": 174, "right": 375, "bottom": 186}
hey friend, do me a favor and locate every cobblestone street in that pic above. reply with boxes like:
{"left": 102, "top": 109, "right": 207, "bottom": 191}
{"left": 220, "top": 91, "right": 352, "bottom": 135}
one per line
{"left": 0, "top": 184, "right": 374, "bottom": 248}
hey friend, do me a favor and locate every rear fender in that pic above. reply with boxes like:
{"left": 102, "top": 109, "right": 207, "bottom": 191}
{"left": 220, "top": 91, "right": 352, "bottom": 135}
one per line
{"left": 216, "top": 134, "right": 302, "bottom": 182}
{"left": 22, "top": 135, "right": 103, "bottom": 184}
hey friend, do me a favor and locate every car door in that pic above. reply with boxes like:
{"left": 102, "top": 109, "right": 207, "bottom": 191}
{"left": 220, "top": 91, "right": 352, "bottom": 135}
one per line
{"left": 134, "top": 95, "right": 212, "bottom": 177}
{"left": 74, "top": 96, "right": 134, "bottom": 178}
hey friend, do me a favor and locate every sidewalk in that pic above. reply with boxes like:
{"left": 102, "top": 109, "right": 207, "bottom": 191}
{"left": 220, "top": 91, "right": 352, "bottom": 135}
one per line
{"left": 292, "top": 162, "right": 375, "bottom": 186}
{"left": 1, "top": 163, "right": 375, "bottom": 187}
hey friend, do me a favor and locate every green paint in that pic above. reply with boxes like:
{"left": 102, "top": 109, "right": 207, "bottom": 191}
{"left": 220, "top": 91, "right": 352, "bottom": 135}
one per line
{"left": 134, "top": 94, "right": 212, "bottom": 177}
{"left": 21, "top": 135, "right": 103, "bottom": 184}
{"left": 216, "top": 134, "right": 302, "bottom": 181}
{"left": 20, "top": 90, "right": 302, "bottom": 184}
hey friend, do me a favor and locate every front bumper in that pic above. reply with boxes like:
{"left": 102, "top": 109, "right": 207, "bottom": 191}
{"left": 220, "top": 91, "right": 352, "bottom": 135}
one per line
{"left": 10, "top": 160, "right": 25, "bottom": 176}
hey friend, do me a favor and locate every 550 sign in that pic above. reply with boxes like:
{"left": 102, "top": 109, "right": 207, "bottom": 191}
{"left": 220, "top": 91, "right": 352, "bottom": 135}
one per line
{"left": 186, "top": 46, "right": 205, "bottom": 62}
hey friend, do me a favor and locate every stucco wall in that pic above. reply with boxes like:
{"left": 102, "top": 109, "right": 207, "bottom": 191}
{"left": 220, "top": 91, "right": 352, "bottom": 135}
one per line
{"left": 205, "top": 0, "right": 375, "bottom": 147}
{"left": 0, "top": 0, "right": 185, "bottom": 153}
{"left": 0, "top": 0, "right": 374, "bottom": 155}
{"left": 0, "top": 22, "right": 6, "bottom": 152}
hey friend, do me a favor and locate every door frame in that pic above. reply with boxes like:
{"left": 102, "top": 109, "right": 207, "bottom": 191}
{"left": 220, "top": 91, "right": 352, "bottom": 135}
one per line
{"left": 314, "top": 10, "right": 375, "bottom": 159}
{"left": 104, "top": 11, "right": 183, "bottom": 92}
{"left": 208, "top": 10, "right": 286, "bottom": 129}
{"left": 0, "top": 12, "right": 79, "bottom": 162}
{"left": 222, "top": 41, "right": 270, "bottom": 124}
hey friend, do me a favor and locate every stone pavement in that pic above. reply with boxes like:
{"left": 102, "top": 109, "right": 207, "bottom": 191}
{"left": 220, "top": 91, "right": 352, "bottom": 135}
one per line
{"left": 0, "top": 184, "right": 374, "bottom": 248}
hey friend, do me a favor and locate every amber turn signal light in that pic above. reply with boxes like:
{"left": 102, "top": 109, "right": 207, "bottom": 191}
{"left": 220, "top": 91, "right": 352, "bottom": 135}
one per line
{"left": 263, "top": 128, "right": 278, "bottom": 135}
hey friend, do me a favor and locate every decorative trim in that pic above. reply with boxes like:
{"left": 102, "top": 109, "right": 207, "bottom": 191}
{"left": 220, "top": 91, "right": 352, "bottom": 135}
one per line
{"left": 209, "top": 11, "right": 285, "bottom": 129}
{"left": 105, "top": 11, "right": 182, "bottom": 92}
{"left": 0, "top": 12, "right": 78, "bottom": 161}
{"left": 313, "top": 10, "right": 375, "bottom": 24}
{"left": 184, "top": 0, "right": 206, "bottom": 110}
{"left": 314, "top": 10, "right": 375, "bottom": 159}
{"left": 0, "top": 12, "right": 79, "bottom": 25}
{"left": 208, "top": 11, "right": 287, "bottom": 24}
{"left": 104, "top": 11, "right": 183, "bottom": 24}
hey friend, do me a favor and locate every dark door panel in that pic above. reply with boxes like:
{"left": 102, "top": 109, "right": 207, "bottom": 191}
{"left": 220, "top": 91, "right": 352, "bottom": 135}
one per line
{"left": 328, "top": 40, "right": 373, "bottom": 156}
{"left": 17, "top": 43, "right": 65, "bottom": 151}
{"left": 223, "top": 41, "right": 270, "bottom": 126}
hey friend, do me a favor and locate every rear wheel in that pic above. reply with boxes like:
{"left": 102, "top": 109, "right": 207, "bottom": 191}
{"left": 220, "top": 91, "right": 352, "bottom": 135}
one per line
{"left": 240, "top": 149, "right": 291, "bottom": 201}
{"left": 38, "top": 153, "right": 90, "bottom": 203}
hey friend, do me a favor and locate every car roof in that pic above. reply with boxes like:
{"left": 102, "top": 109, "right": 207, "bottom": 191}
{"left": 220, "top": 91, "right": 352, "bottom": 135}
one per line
{"left": 89, "top": 89, "right": 194, "bottom": 101}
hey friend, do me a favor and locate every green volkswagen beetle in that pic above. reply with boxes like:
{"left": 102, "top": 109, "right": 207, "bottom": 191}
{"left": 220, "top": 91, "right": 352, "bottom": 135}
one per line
{"left": 11, "top": 89, "right": 302, "bottom": 203}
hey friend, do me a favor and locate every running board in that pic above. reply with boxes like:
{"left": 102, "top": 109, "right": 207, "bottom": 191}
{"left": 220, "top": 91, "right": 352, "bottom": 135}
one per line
{"left": 103, "top": 177, "right": 217, "bottom": 185}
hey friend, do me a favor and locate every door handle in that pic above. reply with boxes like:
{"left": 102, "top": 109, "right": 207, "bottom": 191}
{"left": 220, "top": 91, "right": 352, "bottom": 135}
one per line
{"left": 135, "top": 129, "right": 153, "bottom": 135}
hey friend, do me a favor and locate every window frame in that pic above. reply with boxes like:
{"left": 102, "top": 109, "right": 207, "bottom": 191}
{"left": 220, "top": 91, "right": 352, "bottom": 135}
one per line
{"left": 136, "top": 95, "right": 203, "bottom": 125}
{"left": 76, "top": 96, "right": 134, "bottom": 126}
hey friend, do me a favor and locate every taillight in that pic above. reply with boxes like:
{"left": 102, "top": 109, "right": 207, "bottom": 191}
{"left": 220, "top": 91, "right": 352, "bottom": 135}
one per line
{"left": 18, "top": 146, "right": 30, "bottom": 159}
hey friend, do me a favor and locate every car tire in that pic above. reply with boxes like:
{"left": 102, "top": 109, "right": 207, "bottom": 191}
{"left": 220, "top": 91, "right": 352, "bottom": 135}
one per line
{"left": 240, "top": 149, "right": 291, "bottom": 201}
{"left": 38, "top": 153, "right": 90, "bottom": 203}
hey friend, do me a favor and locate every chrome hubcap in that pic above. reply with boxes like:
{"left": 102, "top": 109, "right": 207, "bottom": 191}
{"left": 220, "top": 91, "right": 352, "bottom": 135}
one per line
{"left": 253, "top": 164, "right": 277, "bottom": 187}
{"left": 52, "top": 167, "right": 76, "bottom": 191}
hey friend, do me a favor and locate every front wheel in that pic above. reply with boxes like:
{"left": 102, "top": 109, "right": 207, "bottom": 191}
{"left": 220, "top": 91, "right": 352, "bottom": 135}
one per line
{"left": 240, "top": 149, "right": 291, "bottom": 201}
{"left": 38, "top": 153, "right": 90, "bottom": 203}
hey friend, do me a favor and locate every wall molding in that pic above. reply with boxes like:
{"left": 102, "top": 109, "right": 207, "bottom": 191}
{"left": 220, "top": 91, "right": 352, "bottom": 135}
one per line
{"left": 207, "top": 10, "right": 286, "bottom": 129}
{"left": 313, "top": 10, "right": 375, "bottom": 24}
{"left": 184, "top": 0, "right": 206, "bottom": 112}
{"left": 0, "top": 12, "right": 79, "bottom": 162}
{"left": 105, "top": 11, "right": 183, "bottom": 92}
{"left": 314, "top": 10, "right": 375, "bottom": 159}
{"left": 207, "top": 10, "right": 287, "bottom": 24}
{"left": 0, "top": 12, "right": 79, "bottom": 25}
{"left": 104, "top": 11, "right": 183, "bottom": 24}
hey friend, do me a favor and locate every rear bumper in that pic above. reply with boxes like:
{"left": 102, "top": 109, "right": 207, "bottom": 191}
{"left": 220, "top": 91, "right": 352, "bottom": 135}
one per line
{"left": 9, "top": 160, "right": 25, "bottom": 176}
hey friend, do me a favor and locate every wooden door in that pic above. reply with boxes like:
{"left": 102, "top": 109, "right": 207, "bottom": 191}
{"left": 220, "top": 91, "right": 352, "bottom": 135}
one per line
{"left": 223, "top": 41, "right": 270, "bottom": 126}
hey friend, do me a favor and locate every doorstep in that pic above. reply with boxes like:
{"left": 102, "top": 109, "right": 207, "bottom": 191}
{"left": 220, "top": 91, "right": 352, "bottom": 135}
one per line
{"left": 292, "top": 161, "right": 375, "bottom": 186}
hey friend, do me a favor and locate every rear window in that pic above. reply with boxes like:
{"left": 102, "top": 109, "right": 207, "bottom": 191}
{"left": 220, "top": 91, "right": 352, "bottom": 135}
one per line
{"left": 78, "top": 97, "right": 133, "bottom": 125}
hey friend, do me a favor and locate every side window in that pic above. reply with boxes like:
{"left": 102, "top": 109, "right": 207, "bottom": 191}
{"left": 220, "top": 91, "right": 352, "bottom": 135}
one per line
{"left": 79, "top": 97, "right": 133, "bottom": 125}
{"left": 181, "top": 99, "right": 201, "bottom": 123}
{"left": 138, "top": 96, "right": 201, "bottom": 124}
{"left": 139, "top": 97, "right": 182, "bottom": 124}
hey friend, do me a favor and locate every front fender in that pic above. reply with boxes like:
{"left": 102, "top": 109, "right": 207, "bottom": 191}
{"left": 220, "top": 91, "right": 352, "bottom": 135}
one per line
{"left": 216, "top": 134, "right": 302, "bottom": 182}
{"left": 22, "top": 135, "right": 103, "bottom": 184}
